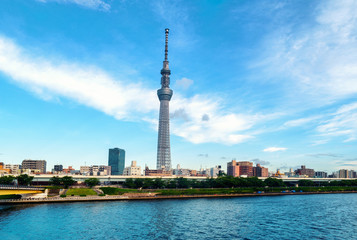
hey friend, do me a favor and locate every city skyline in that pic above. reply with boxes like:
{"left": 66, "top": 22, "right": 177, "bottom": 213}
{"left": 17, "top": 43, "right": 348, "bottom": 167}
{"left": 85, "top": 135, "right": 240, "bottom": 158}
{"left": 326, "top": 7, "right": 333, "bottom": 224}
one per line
{"left": 0, "top": 1, "right": 356, "bottom": 172}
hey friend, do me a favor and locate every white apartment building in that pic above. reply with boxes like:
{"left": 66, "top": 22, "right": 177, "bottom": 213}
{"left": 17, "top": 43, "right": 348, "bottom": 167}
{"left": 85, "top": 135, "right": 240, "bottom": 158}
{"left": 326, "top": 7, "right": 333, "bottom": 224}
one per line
{"left": 123, "top": 161, "right": 142, "bottom": 176}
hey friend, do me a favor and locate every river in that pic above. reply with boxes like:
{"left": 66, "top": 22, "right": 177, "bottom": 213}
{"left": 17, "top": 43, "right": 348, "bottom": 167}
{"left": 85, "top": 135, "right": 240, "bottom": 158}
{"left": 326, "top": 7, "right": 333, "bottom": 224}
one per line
{"left": 1, "top": 193, "right": 356, "bottom": 239}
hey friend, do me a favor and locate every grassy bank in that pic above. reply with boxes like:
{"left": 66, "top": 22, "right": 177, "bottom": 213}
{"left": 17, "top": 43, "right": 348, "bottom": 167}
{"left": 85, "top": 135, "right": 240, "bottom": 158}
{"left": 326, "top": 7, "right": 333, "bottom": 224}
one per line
{"left": 66, "top": 188, "right": 97, "bottom": 196}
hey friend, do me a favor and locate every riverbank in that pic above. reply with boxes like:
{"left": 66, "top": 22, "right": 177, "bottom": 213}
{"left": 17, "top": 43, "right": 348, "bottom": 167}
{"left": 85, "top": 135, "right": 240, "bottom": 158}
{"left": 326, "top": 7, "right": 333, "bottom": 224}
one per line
{"left": 1, "top": 190, "right": 357, "bottom": 205}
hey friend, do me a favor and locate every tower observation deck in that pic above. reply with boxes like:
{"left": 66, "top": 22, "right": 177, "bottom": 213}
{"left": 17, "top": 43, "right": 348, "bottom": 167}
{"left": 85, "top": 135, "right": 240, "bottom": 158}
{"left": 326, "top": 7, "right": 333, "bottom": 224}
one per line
{"left": 157, "top": 28, "right": 173, "bottom": 171}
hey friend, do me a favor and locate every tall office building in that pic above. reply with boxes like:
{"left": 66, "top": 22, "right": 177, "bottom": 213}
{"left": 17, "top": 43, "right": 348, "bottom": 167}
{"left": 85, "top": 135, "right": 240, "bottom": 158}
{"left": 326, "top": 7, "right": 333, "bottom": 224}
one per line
{"left": 157, "top": 28, "right": 173, "bottom": 171}
{"left": 22, "top": 159, "right": 47, "bottom": 173}
{"left": 108, "top": 148, "right": 125, "bottom": 175}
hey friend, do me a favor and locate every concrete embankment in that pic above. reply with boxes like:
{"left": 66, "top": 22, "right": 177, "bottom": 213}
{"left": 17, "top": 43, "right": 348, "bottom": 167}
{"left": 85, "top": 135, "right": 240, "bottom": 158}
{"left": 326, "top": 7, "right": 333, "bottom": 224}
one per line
{"left": 1, "top": 191, "right": 357, "bottom": 205}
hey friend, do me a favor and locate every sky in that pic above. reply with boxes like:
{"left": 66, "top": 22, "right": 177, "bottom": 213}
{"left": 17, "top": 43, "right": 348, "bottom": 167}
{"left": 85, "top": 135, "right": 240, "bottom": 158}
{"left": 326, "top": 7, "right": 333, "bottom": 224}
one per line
{"left": 0, "top": 0, "right": 356, "bottom": 173}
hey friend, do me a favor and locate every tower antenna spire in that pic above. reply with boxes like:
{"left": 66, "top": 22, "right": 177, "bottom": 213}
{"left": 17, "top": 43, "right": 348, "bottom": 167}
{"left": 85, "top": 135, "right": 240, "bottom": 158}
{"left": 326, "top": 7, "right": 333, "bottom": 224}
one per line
{"left": 157, "top": 28, "right": 173, "bottom": 171}
{"left": 165, "top": 28, "right": 169, "bottom": 61}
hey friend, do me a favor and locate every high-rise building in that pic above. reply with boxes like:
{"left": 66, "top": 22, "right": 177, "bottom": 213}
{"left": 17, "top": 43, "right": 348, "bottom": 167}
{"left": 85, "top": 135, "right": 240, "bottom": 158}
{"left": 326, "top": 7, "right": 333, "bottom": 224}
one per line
{"left": 238, "top": 161, "right": 254, "bottom": 176}
{"left": 22, "top": 159, "right": 46, "bottom": 173}
{"left": 338, "top": 169, "right": 349, "bottom": 178}
{"left": 253, "top": 164, "right": 269, "bottom": 177}
{"left": 157, "top": 28, "right": 173, "bottom": 171}
{"left": 227, "top": 160, "right": 240, "bottom": 177}
{"left": 108, "top": 148, "right": 125, "bottom": 175}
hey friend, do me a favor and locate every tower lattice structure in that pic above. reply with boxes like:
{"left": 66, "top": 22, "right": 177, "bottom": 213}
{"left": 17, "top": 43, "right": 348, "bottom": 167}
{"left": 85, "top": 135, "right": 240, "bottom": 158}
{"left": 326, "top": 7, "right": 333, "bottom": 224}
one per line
{"left": 157, "top": 28, "right": 173, "bottom": 171}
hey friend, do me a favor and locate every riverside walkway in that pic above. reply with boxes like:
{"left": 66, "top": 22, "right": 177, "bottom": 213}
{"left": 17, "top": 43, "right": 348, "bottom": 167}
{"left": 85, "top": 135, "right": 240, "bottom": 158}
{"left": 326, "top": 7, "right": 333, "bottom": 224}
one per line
{"left": 1, "top": 191, "right": 357, "bottom": 205}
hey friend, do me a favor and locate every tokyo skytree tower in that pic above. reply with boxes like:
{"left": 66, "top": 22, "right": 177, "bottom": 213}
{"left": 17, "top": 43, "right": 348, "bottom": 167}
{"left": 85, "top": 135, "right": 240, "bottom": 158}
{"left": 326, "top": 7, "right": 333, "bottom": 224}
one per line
{"left": 157, "top": 28, "right": 173, "bottom": 171}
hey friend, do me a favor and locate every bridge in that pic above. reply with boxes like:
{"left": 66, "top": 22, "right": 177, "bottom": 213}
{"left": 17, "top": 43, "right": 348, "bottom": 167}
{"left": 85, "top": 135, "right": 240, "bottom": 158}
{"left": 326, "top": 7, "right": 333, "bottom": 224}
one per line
{"left": 4, "top": 174, "right": 353, "bottom": 185}
{"left": 0, "top": 185, "right": 45, "bottom": 196}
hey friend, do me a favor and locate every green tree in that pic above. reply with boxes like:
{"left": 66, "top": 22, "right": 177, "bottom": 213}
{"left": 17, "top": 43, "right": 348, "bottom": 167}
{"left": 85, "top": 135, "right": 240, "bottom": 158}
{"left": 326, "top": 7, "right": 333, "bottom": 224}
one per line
{"left": 153, "top": 178, "right": 165, "bottom": 189}
{"left": 264, "top": 177, "right": 286, "bottom": 187}
{"left": 124, "top": 178, "right": 135, "bottom": 188}
{"left": 143, "top": 178, "right": 154, "bottom": 189}
{"left": 85, "top": 178, "right": 100, "bottom": 188}
{"left": 16, "top": 174, "right": 34, "bottom": 186}
{"left": 49, "top": 176, "right": 61, "bottom": 186}
{"left": 177, "top": 177, "right": 190, "bottom": 188}
{"left": 61, "top": 176, "right": 76, "bottom": 188}
{"left": 298, "top": 179, "right": 314, "bottom": 186}
{"left": 0, "top": 175, "right": 16, "bottom": 185}
{"left": 133, "top": 178, "right": 144, "bottom": 188}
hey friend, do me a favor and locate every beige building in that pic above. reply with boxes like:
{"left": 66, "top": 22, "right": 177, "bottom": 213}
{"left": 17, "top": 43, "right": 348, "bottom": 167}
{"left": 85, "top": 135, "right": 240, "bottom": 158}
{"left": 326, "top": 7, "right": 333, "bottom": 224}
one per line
{"left": 4, "top": 164, "right": 21, "bottom": 174}
{"left": 123, "top": 161, "right": 142, "bottom": 176}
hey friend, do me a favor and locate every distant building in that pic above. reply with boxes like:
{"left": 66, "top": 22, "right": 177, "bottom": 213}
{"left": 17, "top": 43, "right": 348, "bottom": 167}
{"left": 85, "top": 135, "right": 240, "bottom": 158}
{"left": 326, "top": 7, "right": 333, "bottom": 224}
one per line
{"left": 295, "top": 165, "right": 315, "bottom": 177}
{"left": 4, "top": 164, "right": 21, "bottom": 174}
{"left": 123, "top": 161, "right": 142, "bottom": 176}
{"left": 0, "top": 162, "right": 11, "bottom": 174}
{"left": 272, "top": 169, "right": 285, "bottom": 178}
{"left": 350, "top": 170, "right": 357, "bottom": 178}
{"left": 54, "top": 165, "right": 63, "bottom": 172}
{"left": 315, "top": 171, "right": 328, "bottom": 178}
{"left": 22, "top": 160, "right": 46, "bottom": 173}
{"left": 210, "top": 165, "right": 222, "bottom": 177}
{"left": 284, "top": 168, "right": 296, "bottom": 177}
{"left": 227, "top": 160, "right": 240, "bottom": 177}
{"left": 338, "top": 169, "right": 349, "bottom": 178}
{"left": 173, "top": 164, "right": 191, "bottom": 176}
{"left": 108, "top": 148, "right": 125, "bottom": 175}
{"left": 253, "top": 164, "right": 269, "bottom": 177}
{"left": 80, "top": 165, "right": 111, "bottom": 176}
{"left": 145, "top": 166, "right": 172, "bottom": 176}
{"left": 227, "top": 160, "right": 254, "bottom": 177}
{"left": 63, "top": 166, "right": 76, "bottom": 174}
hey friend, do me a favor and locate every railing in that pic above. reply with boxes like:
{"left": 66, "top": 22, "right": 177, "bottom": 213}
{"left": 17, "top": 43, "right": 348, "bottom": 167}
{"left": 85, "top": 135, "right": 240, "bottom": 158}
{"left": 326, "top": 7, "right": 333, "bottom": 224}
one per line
{"left": 0, "top": 184, "right": 45, "bottom": 191}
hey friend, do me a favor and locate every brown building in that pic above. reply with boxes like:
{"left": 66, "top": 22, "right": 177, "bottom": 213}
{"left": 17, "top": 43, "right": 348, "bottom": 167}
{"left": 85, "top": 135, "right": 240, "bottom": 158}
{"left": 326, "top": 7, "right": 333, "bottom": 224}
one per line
{"left": 227, "top": 160, "right": 254, "bottom": 177}
{"left": 63, "top": 166, "right": 75, "bottom": 174}
{"left": 295, "top": 165, "right": 315, "bottom": 177}
{"left": 238, "top": 161, "right": 253, "bottom": 176}
{"left": 253, "top": 164, "right": 269, "bottom": 177}
{"left": 22, "top": 159, "right": 47, "bottom": 173}
{"left": 227, "top": 160, "right": 240, "bottom": 177}
{"left": 144, "top": 167, "right": 172, "bottom": 176}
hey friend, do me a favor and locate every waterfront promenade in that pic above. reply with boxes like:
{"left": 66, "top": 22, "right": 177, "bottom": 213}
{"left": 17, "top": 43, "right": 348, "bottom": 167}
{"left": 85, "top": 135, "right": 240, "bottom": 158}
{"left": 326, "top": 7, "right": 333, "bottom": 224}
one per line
{"left": 1, "top": 190, "right": 357, "bottom": 205}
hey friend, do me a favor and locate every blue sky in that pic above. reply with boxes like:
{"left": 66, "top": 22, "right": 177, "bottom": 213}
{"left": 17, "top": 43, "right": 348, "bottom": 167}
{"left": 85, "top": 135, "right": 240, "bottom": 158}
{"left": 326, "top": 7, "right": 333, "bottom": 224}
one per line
{"left": 0, "top": 0, "right": 356, "bottom": 173}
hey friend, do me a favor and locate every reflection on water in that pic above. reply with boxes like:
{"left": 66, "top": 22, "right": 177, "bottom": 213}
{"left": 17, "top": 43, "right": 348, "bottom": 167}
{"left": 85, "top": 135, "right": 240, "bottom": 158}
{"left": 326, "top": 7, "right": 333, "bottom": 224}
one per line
{"left": 0, "top": 194, "right": 357, "bottom": 239}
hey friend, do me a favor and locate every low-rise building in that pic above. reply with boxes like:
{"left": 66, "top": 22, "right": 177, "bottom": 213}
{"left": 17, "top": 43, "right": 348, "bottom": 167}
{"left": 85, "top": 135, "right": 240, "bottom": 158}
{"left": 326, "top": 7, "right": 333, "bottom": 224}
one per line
{"left": 315, "top": 171, "right": 328, "bottom": 178}
{"left": 123, "top": 161, "right": 142, "bottom": 176}
{"left": 295, "top": 165, "right": 315, "bottom": 178}
{"left": 80, "top": 165, "right": 111, "bottom": 176}
{"left": 145, "top": 166, "right": 172, "bottom": 176}
{"left": 4, "top": 164, "right": 21, "bottom": 174}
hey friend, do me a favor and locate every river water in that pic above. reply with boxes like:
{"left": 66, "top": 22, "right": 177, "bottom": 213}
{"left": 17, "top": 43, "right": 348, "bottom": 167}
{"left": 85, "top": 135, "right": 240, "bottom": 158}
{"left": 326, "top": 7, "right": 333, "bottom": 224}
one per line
{"left": 0, "top": 193, "right": 356, "bottom": 239}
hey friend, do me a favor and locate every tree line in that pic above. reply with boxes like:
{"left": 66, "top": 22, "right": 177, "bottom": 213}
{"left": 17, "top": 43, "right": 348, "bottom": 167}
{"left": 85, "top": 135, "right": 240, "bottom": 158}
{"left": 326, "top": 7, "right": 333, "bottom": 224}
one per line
{"left": 124, "top": 176, "right": 357, "bottom": 189}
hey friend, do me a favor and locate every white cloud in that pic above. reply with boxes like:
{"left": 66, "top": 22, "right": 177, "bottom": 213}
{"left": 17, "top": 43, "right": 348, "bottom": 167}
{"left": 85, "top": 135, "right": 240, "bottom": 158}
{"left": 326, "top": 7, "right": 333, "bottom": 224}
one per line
{"left": 263, "top": 147, "right": 287, "bottom": 152}
{"left": 37, "top": 0, "right": 111, "bottom": 11}
{"left": 259, "top": 0, "right": 357, "bottom": 102}
{"left": 175, "top": 77, "right": 193, "bottom": 90}
{"left": 316, "top": 102, "right": 357, "bottom": 142}
{"left": 284, "top": 116, "right": 321, "bottom": 128}
{"left": 0, "top": 36, "right": 259, "bottom": 145}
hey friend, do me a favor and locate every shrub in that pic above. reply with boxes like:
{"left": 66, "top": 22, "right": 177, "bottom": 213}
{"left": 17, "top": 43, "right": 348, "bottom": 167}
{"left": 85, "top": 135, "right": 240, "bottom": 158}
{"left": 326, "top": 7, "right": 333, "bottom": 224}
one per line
{"left": 79, "top": 194, "right": 86, "bottom": 197}
{"left": 60, "top": 194, "right": 66, "bottom": 198}
{"left": 98, "top": 193, "right": 105, "bottom": 196}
